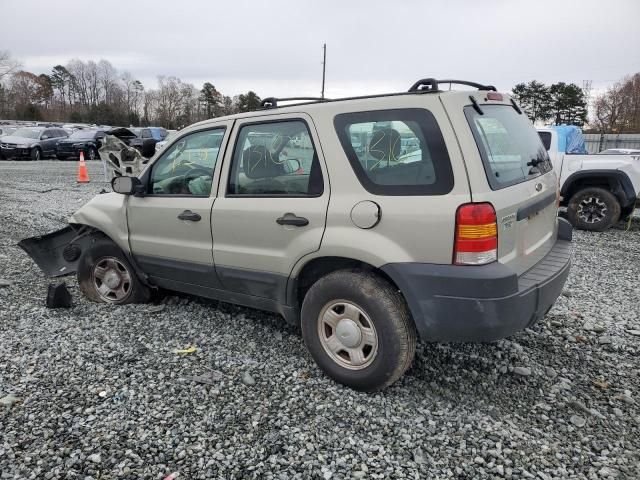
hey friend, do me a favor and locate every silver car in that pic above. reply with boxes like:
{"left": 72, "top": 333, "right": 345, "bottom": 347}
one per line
{"left": 20, "top": 78, "right": 572, "bottom": 391}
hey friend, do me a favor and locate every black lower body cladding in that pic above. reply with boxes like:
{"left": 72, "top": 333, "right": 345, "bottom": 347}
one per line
{"left": 381, "top": 218, "right": 573, "bottom": 342}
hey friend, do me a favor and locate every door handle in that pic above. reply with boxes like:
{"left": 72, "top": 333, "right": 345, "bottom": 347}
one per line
{"left": 276, "top": 213, "right": 309, "bottom": 227}
{"left": 178, "top": 210, "right": 201, "bottom": 221}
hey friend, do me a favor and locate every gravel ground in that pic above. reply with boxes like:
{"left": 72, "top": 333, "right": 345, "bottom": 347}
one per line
{"left": 0, "top": 160, "right": 639, "bottom": 480}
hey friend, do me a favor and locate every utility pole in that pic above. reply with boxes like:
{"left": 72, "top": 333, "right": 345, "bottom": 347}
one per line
{"left": 321, "top": 43, "right": 326, "bottom": 99}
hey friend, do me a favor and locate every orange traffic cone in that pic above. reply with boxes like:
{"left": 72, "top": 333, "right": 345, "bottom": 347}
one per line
{"left": 77, "top": 151, "right": 90, "bottom": 183}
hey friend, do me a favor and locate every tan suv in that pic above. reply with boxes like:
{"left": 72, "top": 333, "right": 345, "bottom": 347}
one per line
{"left": 20, "top": 79, "right": 572, "bottom": 391}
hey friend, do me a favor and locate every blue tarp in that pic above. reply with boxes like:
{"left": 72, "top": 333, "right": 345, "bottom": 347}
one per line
{"left": 551, "top": 125, "right": 588, "bottom": 154}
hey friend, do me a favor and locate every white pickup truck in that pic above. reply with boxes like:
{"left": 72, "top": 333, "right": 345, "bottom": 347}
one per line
{"left": 537, "top": 126, "right": 640, "bottom": 230}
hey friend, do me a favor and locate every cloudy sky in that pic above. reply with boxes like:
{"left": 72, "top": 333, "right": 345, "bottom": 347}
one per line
{"left": 2, "top": 0, "right": 639, "bottom": 98}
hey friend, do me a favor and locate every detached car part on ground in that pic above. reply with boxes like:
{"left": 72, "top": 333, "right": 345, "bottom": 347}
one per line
{"left": 19, "top": 78, "right": 572, "bottom": 391}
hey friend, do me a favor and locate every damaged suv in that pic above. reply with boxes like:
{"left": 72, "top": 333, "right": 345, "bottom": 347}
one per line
{"left": 20, "top": 79, "right": 572, "bottom": 391}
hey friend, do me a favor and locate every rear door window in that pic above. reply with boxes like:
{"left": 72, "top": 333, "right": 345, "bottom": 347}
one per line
{"left": 465, "top": 105, "right": 552, "bottom": 190}
{"left": 334, "top": 109, "right": 453, "bottom": 195}
{"left": 227, "top": 120, "right": 323, "bottom": 197}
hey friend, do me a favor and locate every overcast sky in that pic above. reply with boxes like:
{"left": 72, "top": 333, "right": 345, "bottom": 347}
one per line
{"left": 2, "top": 0, "right": 639, "bottom": 99}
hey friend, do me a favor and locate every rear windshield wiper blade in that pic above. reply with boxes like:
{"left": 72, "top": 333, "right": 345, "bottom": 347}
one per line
{"left": 527, "top": 157, "right": 545, "bottom": 167}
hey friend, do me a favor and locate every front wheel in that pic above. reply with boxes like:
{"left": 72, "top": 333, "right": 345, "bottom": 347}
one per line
{"left": 301, "top": 270, "right": 416, "bottom": 391}
{"left": 86, "top": 147, "right": 97, "bottom": 161}
{"left": 77, "top": 237, "right": 150, "bottom": 304}
{"left": 31, "top": 147, "right": 41, "bottom": 161}
{"left": 567, "top": 187, "right": 620, "bottom": 231}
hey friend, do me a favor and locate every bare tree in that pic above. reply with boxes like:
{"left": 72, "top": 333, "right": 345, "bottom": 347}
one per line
{"left": 0, "top": 51, "right": 21, "bottom": 80}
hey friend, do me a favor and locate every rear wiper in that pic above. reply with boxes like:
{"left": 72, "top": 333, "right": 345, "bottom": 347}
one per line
{"left": 527, "top": 157, "right": 545, "bottom": 167}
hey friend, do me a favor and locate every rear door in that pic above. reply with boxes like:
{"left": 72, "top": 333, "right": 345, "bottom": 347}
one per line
{"left": 211, "top": 113, "right": 329, "bottom": 302}
{"left": 441, "top": 93, "right": 558, "bottom": 275}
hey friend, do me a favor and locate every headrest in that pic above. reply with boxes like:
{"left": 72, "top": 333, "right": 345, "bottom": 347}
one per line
{"left": 242, "top": 145, "right": 285, "bottom": 179}
{"left": 369, "top": 128, "right": 401, "bottom": 164}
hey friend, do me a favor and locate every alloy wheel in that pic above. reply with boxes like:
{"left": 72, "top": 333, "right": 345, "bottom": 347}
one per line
{"left": 91, "top": 256, "right": 132, "bottom": 302}
{"left": 317, "top": 300, "right": 378, "bottom": 370}
{"left": 577, "top": 196, "right": 607, "bottom": 224}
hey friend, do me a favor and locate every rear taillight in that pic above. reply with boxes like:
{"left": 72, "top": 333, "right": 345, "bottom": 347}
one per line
{"left": 453, "top": 203, "right": 498, "bottom": 265}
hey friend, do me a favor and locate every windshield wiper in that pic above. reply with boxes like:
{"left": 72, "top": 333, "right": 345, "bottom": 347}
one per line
{"left": 527, "top": 157, "right": 545, "bottom": 167}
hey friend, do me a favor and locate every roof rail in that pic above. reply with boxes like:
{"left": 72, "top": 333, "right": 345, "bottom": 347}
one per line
{"left": 261, "top": 97, "right": 330, "bottom": 109}
{"left": 409, "top": 78, "right": 497, "bottom": 92}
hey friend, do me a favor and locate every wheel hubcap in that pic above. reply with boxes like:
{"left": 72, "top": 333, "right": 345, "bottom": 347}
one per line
{"left": 92, "top": 257, "right": 132, "bottom": 302}
{"left": 577, "top": 196, "right": 607, "bottom": 224}
{"left": 318, "top": 300, "right": 378, "bottom": 370}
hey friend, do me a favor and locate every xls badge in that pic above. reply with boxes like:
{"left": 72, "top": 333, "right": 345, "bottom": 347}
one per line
{"left": 501, "top": 213, "right": 516, "bottom": 230}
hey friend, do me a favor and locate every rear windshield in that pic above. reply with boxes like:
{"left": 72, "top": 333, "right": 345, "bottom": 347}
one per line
{"left": 334, "top": 108, "right": 453, "bottom": 195}
{"left": 465, "top": 105, "right": 551, "bottom": 190}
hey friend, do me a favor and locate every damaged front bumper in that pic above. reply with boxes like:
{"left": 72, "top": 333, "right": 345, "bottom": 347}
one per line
{"left": 18, "top": 225, "right": 93, "bottom": 277}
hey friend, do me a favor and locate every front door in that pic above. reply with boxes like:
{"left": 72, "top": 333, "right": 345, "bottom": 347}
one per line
{"left": 211, "top": 114, "right": 329, "bottom": 302}
{"left": 127, "top": 122, "right": 232, "bottom": 289}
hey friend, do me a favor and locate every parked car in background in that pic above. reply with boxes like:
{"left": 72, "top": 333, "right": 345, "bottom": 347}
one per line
{"left": 56, "top": 129, "right": 107, "bottom": 160}
{"left": 0, "top": 126, "right": 18, "bottom": 137}
{"left": 154, "top": 130, "right": 177, "bottom": 153}
{"left": 599, "top": 148, "right": 640, "bottom": 155}
{"left": 20, "top": 78, "right": 572, "bottom": 391}
{"left": 538, "top": 125, "right": 640, "bottom": 230}
{"left": 0, "top": 127, "right": 68, "bottom": 160}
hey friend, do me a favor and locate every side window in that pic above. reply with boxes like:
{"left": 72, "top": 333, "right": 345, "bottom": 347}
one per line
{"left": 42, "top": 129, "right": 53, "bottom": 139}
{"left": 149, "top": 128, "right": 225, "bottom": 196}
{"left": 538, "top": 131, "right": 552, "bottom": 151}
{"left": 141, "top": 129, "right": 152, "bottom": 139}
{"left": 334, "top": 109, "right": 453, "bottom": 195}
{"left": 228, "top": 120, "right": 323, "bottom": 196}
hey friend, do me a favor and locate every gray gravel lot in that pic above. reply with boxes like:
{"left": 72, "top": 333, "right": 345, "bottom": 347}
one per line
{"left": 0, "top": 161, "right": 639, "bottom": 480}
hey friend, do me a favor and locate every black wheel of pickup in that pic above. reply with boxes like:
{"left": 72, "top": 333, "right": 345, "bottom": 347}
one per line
{"left": 567, "top": 187, "right": 620, "bottom": 231}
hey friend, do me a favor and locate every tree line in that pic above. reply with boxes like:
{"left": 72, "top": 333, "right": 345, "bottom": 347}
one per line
{"left": 1, "top": 50, "right": 639, "bottom": 133}
{"left": 0, "top": 51, "right": 262, "bottom": 128}
{"left": 511, "top": 73, "right": 640, "bottom": 133}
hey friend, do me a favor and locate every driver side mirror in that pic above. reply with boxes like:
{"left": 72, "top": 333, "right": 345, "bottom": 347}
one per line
{"left": 111, "top": 175, "right": 143, "bottom": 195}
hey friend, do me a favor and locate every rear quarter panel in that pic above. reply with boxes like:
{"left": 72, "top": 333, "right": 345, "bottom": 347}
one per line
{"left": 291, "top": 94, "right": 472, "bottom": 274}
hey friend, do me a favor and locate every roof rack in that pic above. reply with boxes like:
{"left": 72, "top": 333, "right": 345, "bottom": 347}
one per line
{"left": 408, "top": 78, "right": 497, "bottom": 92}
{"left": 261, "top": 97, "right": 330, "bottom": 109}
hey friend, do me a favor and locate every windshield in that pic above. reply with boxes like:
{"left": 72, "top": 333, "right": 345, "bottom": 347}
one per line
{"left": 12, "top": 128, "right": 42, "bottom": 139}
{"left": 69, "top": 130, "right": 98, "bottom": 140}
{"left": 465, "top": 105, "right": 552, "bottom": 190}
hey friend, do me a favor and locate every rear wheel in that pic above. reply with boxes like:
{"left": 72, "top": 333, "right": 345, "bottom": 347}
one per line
{"left": 77, "top": 237, "right": 150, "bottom": 304}
{"left": 567, "top": 187, "right": 620, "bottom": 231}
{"left": 87, "top": 147, "right": 97, "bottom": 161}
{"left": 301, "top": 269, "right": 416, "bottom": 391}
{"left": 31, "top": 147, "right": 41, "bottom": 161}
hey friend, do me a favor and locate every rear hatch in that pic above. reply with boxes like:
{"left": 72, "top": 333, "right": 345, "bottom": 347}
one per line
{"left": 441, "top": 92, "right": 558, "bottom": 276}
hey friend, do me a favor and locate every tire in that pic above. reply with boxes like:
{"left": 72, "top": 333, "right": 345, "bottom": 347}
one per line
{"left": 31, "top": 147, "right": 41, "bottom": 161}
{"left": 567, "top": 187, "right": 620, "bottom": 231}
{"left": 77, "top": 236, "right": 150, "bottom": 304}
{"left": 87, "top": 147, "right": 97, "bottom": 161}
{"left": 301, "top": 269, "right": 417, "bottom": 391}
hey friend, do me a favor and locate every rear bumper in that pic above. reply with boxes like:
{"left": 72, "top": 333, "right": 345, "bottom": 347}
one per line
{"left": 381, "top": 218, "right": 573, "bottom": 342}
